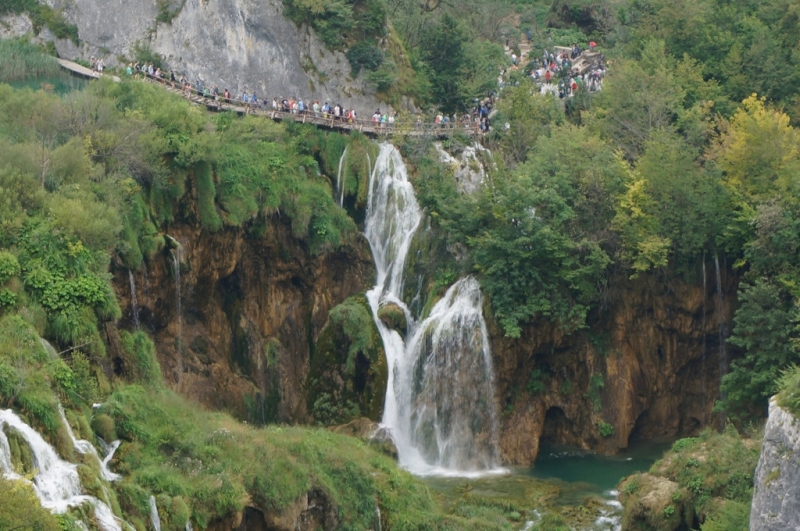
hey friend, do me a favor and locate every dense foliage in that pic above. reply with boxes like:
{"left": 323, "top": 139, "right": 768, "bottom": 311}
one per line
{"left": 619, "top": 428, "right": 759, "bottom": 531}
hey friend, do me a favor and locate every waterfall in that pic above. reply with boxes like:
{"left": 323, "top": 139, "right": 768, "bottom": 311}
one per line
{"left": 40, "top": 338, "right": 58, "bottom": 359}
{"left": 128, "top": 270, "right": 140, "bottom": 329}
{"left": 364, "top": 143, "right": 501, "bottom": 475}
{"left": 713, "top": 253, "right": 728, "bottom": 398}
{"left": 337, "top": 145, "right": 348, "bottom": 208}
{"left": 701, "top": 252, "right": 707, "bottom": 398}
{"left": 100, "top": 440, "right": 122, "bottom": 482}
{"left": 58, "top": 406, "right": 120, "bottom": 482}
{"left": 186, "top": 521, "right": 194, "bottom": 531}
{"left": 0, "top": 409, "right": 124, "bottom": 531}
{"left": 149, "top": 496, "right": 161, "bottom": 531}
{"left": 401, "top": 277, "right": 500, "bottom": 471}
{"left": 170, "top": 245, "right": 182, "bottom": 348}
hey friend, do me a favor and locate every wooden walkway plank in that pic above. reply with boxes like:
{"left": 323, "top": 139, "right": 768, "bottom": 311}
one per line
{"left": 55, "top": 58, "right": 480, "bottom": 139}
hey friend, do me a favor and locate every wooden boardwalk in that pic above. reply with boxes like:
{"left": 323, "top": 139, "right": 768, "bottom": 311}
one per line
{"left": 56, "top": 58, "right": 479, "bottom": 138}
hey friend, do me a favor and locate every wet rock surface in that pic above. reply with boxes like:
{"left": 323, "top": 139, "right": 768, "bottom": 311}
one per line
{"left": 111, "top": 218, "right": 375, "bottom": 424}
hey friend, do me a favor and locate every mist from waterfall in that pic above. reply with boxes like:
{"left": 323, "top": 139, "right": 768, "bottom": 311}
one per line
{"left": 363, "top": 143, "right": 502, "bottom": 476}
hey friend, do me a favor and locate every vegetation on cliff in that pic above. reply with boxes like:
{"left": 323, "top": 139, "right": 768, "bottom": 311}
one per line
{"left": 619, "top": 428, "right": 760, "bottom": 531}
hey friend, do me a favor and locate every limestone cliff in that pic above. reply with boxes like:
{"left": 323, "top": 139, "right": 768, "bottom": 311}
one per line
{"left": 493, "top": 267, "right": 737, "bottom": 465}
{"left": 750, "top": 398, "right": 800, "bottom": 531}
{"left": 110, "top": 216, "right": 375, "bottom": 424}
{"left": 12, "top": 0, "right": 385, "bottom": 112}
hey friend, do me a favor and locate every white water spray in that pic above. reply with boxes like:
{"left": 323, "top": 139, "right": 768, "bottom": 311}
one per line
{"left": 149, "top": 496, "right": 161, "bottom": 531}
{"left": 0, "top": 409, "right": 124, "bottom": 531}
{"left": 59, "top": 406, "right": 121, "bottom": 482}
{"left": 364, "top": 143, "right": 501, "bottom": 475}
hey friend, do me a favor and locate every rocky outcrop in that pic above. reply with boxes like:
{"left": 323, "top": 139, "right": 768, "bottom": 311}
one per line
{"left": 750, "top": 398, "right": 800, "bottom": 531}
{"left": 493, "top": 267, "right": 736, "bottom": 465}
{"left": 111, "top": 216, "right": 375, "bottom": 424}
{"left": 35, "top": 0, "right": 385, "bottom": 112}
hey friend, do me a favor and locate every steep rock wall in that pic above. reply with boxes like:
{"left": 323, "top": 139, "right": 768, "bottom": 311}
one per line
{"left": 41, "top": 0, "right": 385, "bottom": 112}
{"left": 494, "top": 267, "right": 737, "bottom": 465}
{"left": 750, "top": 398, "right": 800, "bottom": 531}
{"left": 110, "top": 217, "right": 375, "bottom": 423}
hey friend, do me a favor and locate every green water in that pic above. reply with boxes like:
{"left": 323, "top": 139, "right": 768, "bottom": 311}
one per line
{"left": 423, "top": 440, "right": 671, "bottom": 529}
{"left": 9, "top": 72, "right": 88, "bottom": 94}
{"left": 528, "top": 440, "right": 672, "bottom": 504}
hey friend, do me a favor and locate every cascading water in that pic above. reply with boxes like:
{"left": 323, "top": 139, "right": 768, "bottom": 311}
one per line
{"left": 59, "top": 406, "right": 121, "bottom": 482}
{"left": 337, "top": 145, "right": 348, "bottom": 207}
{"left": 0, "top": 409, "right": 124, "bottom": 531}
{"left": 364, "top": 143, "right": 501, "bottom": 475}
{"left": 701, "top": 252, "right": 707, "bottom": 398}
{"left": 149, "top": 496, "right": 162, "bottom": 531}
{"left": 128, "top": 270, "right": 140, "bottom": 329}
{"left": 713, "top": 253, "right": 728, "bottom": 398}
{"left": 171, "top": 244, "right": 183, "bottom": 348}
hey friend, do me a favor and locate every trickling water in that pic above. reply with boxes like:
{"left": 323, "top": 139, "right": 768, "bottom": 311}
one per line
{"left": 701, "top": 253, "right": 707, "bottom": 398}
{"left": 170, "top": 244, "right": 183, "bottom": 349}
{"left": 149, "top": 496, "right": 161, "bottom": 531}
{"left": 364, "top": 143, "right": 501, "bottom": 475}
{"left": 337, "top": 145, "right": 348, "bottom": 208}
{"left": 128, "top": 270, "right": 140, "bottom": 329}
{"left": 100, "top": 440, "right": 122, "bottom": 482}
{"left": 186, "top": 521, "right": 194, "bottom": 531}
{"left": 374, "top": 505, "right": 382, "bottom": 531}
{"left": 713, "top": 254, "right": 728, "bottom": 398}
{"left": 58, "top": 406, "right": 120, "bottom": 482}
{"left": 40, "top": 338, "right": 58, "bottom": 359}
{"left": 0, "top": 409, "right": 124, "bottom": 531}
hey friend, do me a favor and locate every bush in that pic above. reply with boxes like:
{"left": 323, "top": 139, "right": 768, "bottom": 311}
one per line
{"left": 194, "top": 161, "right": 222, "bottom": 232}
{"left": 0, "top": 475, "right": 60, "bottom": 531}
{"left": 91, "top": 413, "right": 117, "bottom": 441}
{"left": 346, "top": 41, "right": 384, "bottom": 75}
{"left": 119, "top": 330, "right": 162, "bottom": 385}
{"left": 598, "top": 420, "right": 615, "bottom": 437}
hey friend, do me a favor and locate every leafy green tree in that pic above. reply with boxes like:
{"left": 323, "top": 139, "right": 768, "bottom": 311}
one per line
{"left": 418, "top": 14, "right": 470, "bottom": 112}
{"left": 722, "top": 279, "right": 799, "bottom": 421}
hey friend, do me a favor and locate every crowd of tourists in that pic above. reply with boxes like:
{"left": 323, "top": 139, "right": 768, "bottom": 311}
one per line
{"left": 112, "top": 37, "right": 604, "bottom": 134}
{"left": 530, "top": 44, "right": 606, "bottom": 97}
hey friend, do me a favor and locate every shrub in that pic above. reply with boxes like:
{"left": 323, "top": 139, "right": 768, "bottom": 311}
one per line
{"left": 598, "top": 420, "right": 615, "bottom": 437}
{"left": 777, "top": 365, "right": 800, "bottom": 416}
{"left": 91, "top": 413, "right": 117, "bottom": 441}
{"left": 119, "top": 330, "right": 162, "bottom": 385}
{"left": 194, "top": 161, "right": 222, "bottom": 232}
{"left": 346, "top": 41, "right": 384, "bottom": 75}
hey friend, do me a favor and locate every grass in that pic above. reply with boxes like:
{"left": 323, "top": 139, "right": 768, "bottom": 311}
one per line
{"left": 100, "top": 385, "right": 516, "bottom": 530}
{"left": 0, "top": 39, "right": 60, "bottom": 83}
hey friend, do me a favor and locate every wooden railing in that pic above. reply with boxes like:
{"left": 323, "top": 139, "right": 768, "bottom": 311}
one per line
{"left": 139, "top": 72, "right": 481, "bottom": 138}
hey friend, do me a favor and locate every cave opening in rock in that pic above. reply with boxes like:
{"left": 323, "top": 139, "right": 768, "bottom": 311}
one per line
{"left": 541, "top": 406, "right": 574, "bottom": 444}
{"left": 628, "top": 409, "right": 652, "bottom": 446}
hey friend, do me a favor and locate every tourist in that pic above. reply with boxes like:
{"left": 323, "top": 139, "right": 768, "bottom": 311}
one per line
{"left": 126, "top": 63, "right": 133, "bottom": 76}
{"left": 313, "top": 100, "right": 320, "bottom": 117}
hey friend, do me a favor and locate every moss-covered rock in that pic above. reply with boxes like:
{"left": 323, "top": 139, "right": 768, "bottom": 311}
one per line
{"left": 307, "top": 294, "right": 387, "bottom": 425}
{"left": 377, "top": 303, "right": 407, "bottom": 335}
{"left": 4, "top": 425, "right": 34, "bottom": 475}
{"left": 91, "top": 413, "right": 117, "bottom": 442}
{"left": 618, "top": 428, "right": 758, "bottom": 531}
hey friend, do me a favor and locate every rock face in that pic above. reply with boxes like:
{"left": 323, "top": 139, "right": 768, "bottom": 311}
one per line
{"left": 41, "top": 0, "right": 385, "bottom": 112}
{"left": 110, "top": 217, "right": 375, "bottom": 424}
{"left": 493, "top": 268, "right": 736, "bottom": 465}
{"left": 750, "top": 398, "right": 800, "bottom": 531}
